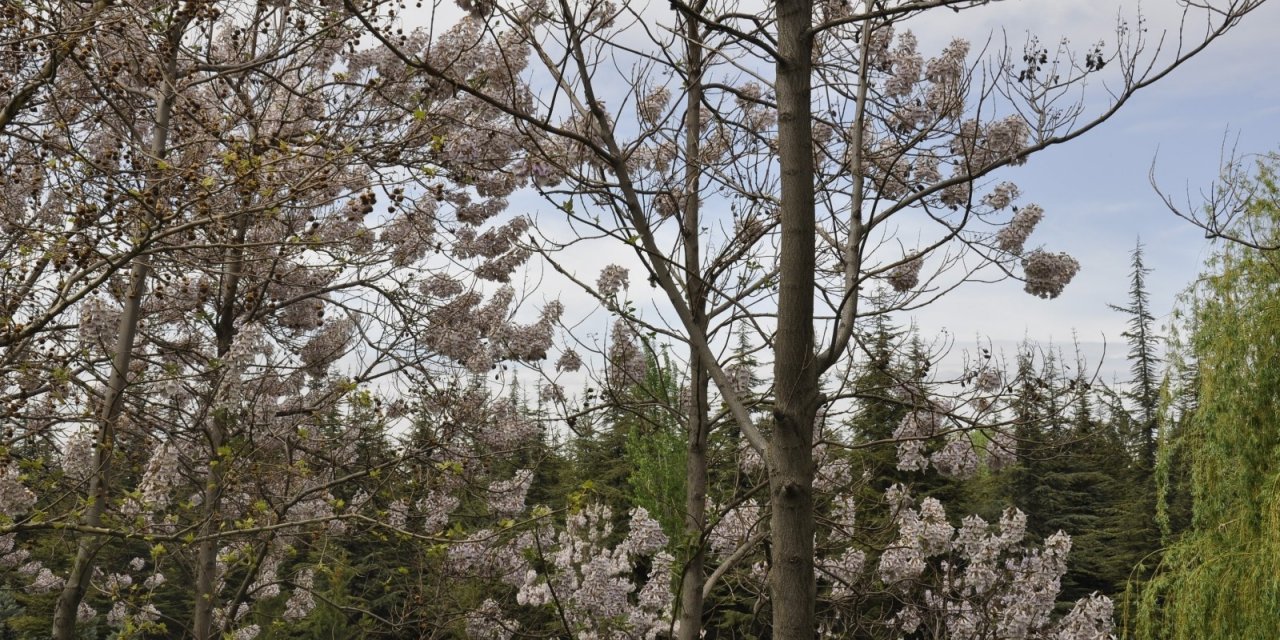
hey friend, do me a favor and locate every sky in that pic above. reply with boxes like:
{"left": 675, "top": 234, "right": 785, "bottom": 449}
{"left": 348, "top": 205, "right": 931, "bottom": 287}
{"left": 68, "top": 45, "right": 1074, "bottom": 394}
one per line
{"left": 899, "top": 0, "right": 1280, "bottom": 381}
{"left": 405, "top": 0, "right": 1280, "bottom": 390}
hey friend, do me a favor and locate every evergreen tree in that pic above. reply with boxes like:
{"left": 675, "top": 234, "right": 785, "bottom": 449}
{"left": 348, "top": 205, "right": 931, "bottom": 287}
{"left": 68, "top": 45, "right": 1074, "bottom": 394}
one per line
{"left": 1055, "top": 379, "right": 1143, "bottom": 604}
{"left": 1095, "top": 242, "right": 1166, "bottom": 600}
{"left": 1109, "top": 241, "right": 1163, "bottom": 470}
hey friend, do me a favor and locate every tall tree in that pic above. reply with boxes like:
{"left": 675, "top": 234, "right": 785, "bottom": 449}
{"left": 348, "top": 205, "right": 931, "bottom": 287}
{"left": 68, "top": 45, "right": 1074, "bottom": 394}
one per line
{"left": 1, "top": 1, "right": 556, "bottom": 636}
{"left": 1135, "top": 155, "right": 1280, "bottom": 640}
{"left": 347, "top": 0, "right": 1266, "bottom": 635}
{"left": 1109, "top": 240, "right": 1162, "bottom": 471}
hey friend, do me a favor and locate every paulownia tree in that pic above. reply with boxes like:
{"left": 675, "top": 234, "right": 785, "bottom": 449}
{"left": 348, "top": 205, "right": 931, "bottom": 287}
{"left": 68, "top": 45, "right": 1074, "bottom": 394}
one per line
{"left": 1, "top": 0, "right": 560, "bottom": 637}
{"left": 345, "top": 0, "right": 1265, "bottom": 636}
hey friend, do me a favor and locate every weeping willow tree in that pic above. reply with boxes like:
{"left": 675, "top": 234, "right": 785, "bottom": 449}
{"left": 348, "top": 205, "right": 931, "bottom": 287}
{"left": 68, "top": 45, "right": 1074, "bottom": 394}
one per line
{"left": 1133, "top": 156, "right": 1280, "bottom": 639}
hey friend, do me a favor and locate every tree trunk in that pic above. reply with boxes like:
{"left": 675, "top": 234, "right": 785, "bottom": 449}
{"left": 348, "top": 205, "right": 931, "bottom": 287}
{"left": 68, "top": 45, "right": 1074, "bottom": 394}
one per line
{"left": 50, "top": 45, "right": 178, "bottom": 638}
{"left": 676, "top": 12, "right": 711, "bottom": 639}
{"left": 679, "top": 352, "right": 711, "bottom": 640}
{"left": 191, "top": 412, "right": 229, "bottom": 640}
{"left": 50, "top": 262, "right": 150, "bottom": 639}
{"left": 193, "top": 203, "right": 254, "bottom": 640}
{"left": 770, "top": 0, "right": 820, "bottom": 636}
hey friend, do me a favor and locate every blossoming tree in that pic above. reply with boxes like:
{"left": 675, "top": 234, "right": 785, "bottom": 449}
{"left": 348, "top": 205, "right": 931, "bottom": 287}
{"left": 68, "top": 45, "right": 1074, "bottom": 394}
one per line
{"left": 2, "top": 0, "right": 558, "bottom": 637}
{"left": 346, "top": 0, "right": 1265, "bottom": 636}
{"left": 0, "top": 0, "right": 1269, "bottom": 637}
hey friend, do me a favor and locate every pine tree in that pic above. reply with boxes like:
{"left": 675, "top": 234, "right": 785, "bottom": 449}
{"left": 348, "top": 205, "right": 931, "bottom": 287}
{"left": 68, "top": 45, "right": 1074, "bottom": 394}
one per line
{"left": 1100, "top": 241, "right": 1165, "bottom": 595}
{"left": 1109, "top": 240, "right": 1163, "bottom": 472}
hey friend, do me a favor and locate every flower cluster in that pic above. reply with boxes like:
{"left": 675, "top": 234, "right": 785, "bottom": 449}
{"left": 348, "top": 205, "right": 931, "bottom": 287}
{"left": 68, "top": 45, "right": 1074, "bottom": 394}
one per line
{"left": 930, "top": 438, "right": 979, "bottom": 479}
{"left": 487, "top": 469, "right": 535, "bottom": 516}
{"left": 996, "top": 203, "right": 1045, "bottom": 254}
{"left": 512, "top": 505, "right": 676, "bottom": 638}
{"left": 884, "top": 32, "right": 922, "bottom": 98}
{"left": 864, "top": 491, "right": 1115, "bottom": 639}
{"left": 556, "top": 348, "right": 584, "bottom": 372}
{"left": 1021, "top": 249, "right": 1081, "bottom": 299}
{"left": 982, "top": 182, "right": 1021, "bottom": 210}
{"left": 893, "top": 410, "right": 943, "bottom": 472}
{"left": 596, "top": 264, "right": 630, "bottom": 296}
{"left": 637, "top": 85, "right": 671, "bottom": 126}
{"left": 61, "top": 429, "right": 96, "bottom": 481}
{"left": 709, "top": 499, "right": 763, "bottom": 555}
{"left": 607, "top": 320, "right": 648, "bottom": 389}
{"left": 887, "top": 253, "right": 924, "bottom": 293}
{"left": 0, "top": 464, "right": 35, "bottom": 516}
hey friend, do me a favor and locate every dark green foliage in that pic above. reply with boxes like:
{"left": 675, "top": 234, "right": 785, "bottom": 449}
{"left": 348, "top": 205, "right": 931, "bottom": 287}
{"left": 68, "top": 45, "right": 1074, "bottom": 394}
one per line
{"left": 564, "top": 348, "right": 687, "bottom": 534}
{"left": 1109, "top": 241, "right": 1162, "bottom": 471}
{"left": 997, "top": 345, "right": 1151, "bottom": 609}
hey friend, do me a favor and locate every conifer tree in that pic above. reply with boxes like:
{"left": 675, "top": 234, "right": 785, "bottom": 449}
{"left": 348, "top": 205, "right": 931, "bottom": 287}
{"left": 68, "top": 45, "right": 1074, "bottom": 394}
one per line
{"left": 1109, "top": 241, "right": 1163, "bottom": 472}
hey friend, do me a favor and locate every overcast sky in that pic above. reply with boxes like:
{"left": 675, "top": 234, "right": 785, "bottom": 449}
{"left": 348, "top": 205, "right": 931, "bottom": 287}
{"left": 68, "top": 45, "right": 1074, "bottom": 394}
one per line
{"left": 898, "top": 0, "right": 1280, "bottom": 380}
{"left": 410, "top": 0, "right": 1280, "bottom": 389}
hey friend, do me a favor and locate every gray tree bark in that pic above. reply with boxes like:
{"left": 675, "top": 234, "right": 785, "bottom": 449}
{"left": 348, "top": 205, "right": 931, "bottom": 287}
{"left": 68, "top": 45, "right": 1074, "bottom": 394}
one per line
{"left": 769, "top": 0, "right": 821, "bottom": 636}
{"left": 676, "top": 10, "right": 713, "bottom": 638}
{"left": 50, "top": 43, "right": 178, "bottom": 639}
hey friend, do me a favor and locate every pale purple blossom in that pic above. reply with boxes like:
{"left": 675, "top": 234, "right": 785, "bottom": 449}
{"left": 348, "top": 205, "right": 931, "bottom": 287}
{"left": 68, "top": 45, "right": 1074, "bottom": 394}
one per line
{"left": 940, "top": 179, "right": 974, "bottom": 209}
{"left": 895, "top": 606, "right": 923, "bottom": 635}
{"left": 893, "top": 410, "right": 941, "bottom": 472}
{"left": 727, "top": 362, "right": 754, "bottom": 395}
{"left": 654, "top": 188, "right": 683, "bottom": 218}
{"left": 283, "top": 570, "right": 315, "bottom": 621}
{"left": 387, "top": 499, "right": 409, "bottom": 529}
{"left": 104, "top": 573, "right": 132, "bottom": 594}
{"left": 914, "top": 154, "right": 942, "bottom": 186}
{"left": 78, "top": 295, "right": 120, "bottom": 352}
{"left": 466, "top": 599, "right": 515, "bottom": 639}
{"left": 620, "top": 507, "right": 666, "bottom": 556}
{"left": 878, "top": 542, "right": 927, "bottom": 584}
{"left": 510, "top": 503, "right": 674, "bottom": 636}
{"left": 996, "top": 203, "right": 1044, "bottom": 253}
{"left": 824, "top": 547, "right": 868, "bottom": 599}
{"left": 108, "top": 602, "right": 128, "bottom": 626}
{"left": 926, "top": 39, "right": 971, "bottom": 86}
{"left": 61, "top": 430, "right": 95, "bottom": 481}
{"left": 0, "top": 464, "right": 35, "bottom": 516}
{"left": 30, "top": 566, "right": 64, "bottom": 593}
{"left": 710, "top": 500, "right": 762, "bottom": 555}
{"left": 596, "top": 264, "right": 630, "bottom": 296}
{"left": 931, "top": 438, "right": 979, "bottom": 479}
{"left": 1022, "top": 249, "right": 1081, "bottom": 299}
{"left": 488, "top": 470, "right": 535, "bottom": 516}
{"left": 884, "top": 32, "right": 922, "bottom": 98}
{"left": 638, "top": 85, "right": 671, "bottom": 125}
{"left": 982, "top": 116, "right": 1031, "bottom": 165}
{"left": 982, "top": 182, "right": 1021, "bottom": 210}
{"left": 607, "top": 321, "right": 648, "bottom": 389}
{"left": 887, "top": 253, "right": 923, "bottom": 292}
{"left": 229, "top": 624, "right": 260, "bottom": 640}
{"left": 299, "top": 318, "right": 355, "bottom": 375}
{"left": 1054, "top": 593, "right": 1116, "bottom": 640}
{"left": 418, "top": 491, "right": 459, "bottom": 533}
